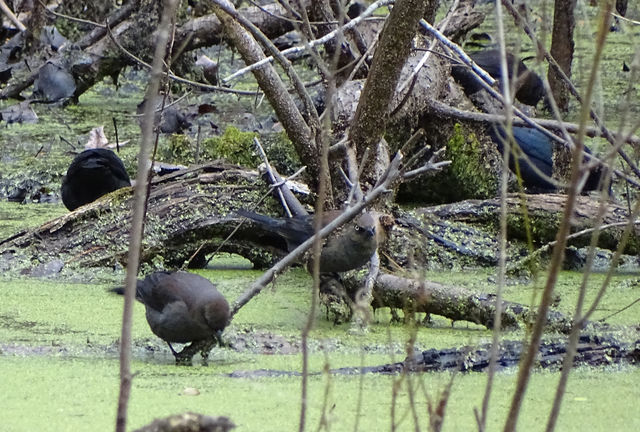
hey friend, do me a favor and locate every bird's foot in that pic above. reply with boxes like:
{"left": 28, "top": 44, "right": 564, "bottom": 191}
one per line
{"left": 172, "top": 342, "right": 198, "bottom": 366}
{"left": 174, "top": 353, "right": 193, "bottom": 367}
{"left": 198, "top": 339, "right": 217, "bottom": 366}
{"left": 172, "top": 338, "right": 218, "bottom": 366}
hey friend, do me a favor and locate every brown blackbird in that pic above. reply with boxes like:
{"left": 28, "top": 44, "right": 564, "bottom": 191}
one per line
{"left": 61, "top": 148, "right": 131, "bottom": 211}
{"left": 237, "top": 209, "right": 378, "bottom": 273}
{"left": 134, "top": 271, "right": 230, "bottom": 366}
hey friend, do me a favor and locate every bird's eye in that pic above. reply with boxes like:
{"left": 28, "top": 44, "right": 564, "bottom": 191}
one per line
{"left": 355, "top": 225, "right": 361, "bottom": 231}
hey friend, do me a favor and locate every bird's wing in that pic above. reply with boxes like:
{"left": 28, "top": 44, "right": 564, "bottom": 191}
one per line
{"left": 136, "top": 272, "right": 184, "bottom": 312}
{"left": 512, "top": 127, "right": 552, "bottom": 172}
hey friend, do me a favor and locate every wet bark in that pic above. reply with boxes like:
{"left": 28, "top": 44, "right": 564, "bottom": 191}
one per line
{"left": 548, "top": 0, "right": 577, "bottom": 111}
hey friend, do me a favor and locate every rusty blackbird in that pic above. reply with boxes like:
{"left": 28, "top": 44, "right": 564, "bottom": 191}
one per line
{"left": 61, "top": 148, "right": 131, "bottom": 211}
{"left": 134, "top": 271, "right": 230, "bottom": 365}
{"left": 490, "top": 125, "right": 609, "bottom": 193}
{"left": 452, "top": 49, "right": 544, "bottom": 106}
{"left": 237, "top": 209, "right": 378, "bottom": 273}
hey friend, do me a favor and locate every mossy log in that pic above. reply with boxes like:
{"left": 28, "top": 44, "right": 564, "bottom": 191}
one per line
{"left": 0, "top": 164, "right": 633, "bottom": 330}
{"left": 421, "top": 194, "right": 640, "bottom": 254}
{"left": 0, "top": 165, "right": 632, "bottom": 276}
{"left": 0, "top": 163, "right": 281, "bottom": 276}
{"left": 354, "top": 273, "right": 573, "bottom": 332}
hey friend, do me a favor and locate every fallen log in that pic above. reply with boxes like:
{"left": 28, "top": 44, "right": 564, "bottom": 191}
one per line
{"left": 0, "top": 164, "right": 632, "bottom": 332}
{"left": 0, "top": 163, "right": 278, "bottom": 275}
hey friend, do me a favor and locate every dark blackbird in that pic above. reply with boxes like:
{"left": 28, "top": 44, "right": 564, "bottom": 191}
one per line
{"left": 451, "top": 49, "right": 544, "bottom": 106}
{"left": 134, "top": 271, "right": 230, "bottom": 365}
{"left": 490, "top": 125, "right": 607, "bottom": 193}
{"left": 61, "top": 148, "right": 131, "bottom": 211}
{"left": 237, "top": 209, "right": 378, "bottom": 273}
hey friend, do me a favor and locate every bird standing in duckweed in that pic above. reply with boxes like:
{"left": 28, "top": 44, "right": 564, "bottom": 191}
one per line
{"left": 115, "top": 271, "right": 230, "bottom": 366}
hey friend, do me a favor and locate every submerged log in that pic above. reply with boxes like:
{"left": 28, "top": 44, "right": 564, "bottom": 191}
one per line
{"left": 227, "top": 334, "right": 640, "bottom": 376}
{"left": 332, "top": 334, "right": 640, "bottom": 374}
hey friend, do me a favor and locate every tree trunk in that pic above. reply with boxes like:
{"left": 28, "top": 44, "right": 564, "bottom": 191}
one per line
{"left": 548, "top": 0, "right": 577, "bottom": 112}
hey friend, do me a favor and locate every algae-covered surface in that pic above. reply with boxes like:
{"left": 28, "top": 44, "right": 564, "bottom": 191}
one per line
{"left": 1, "top": 3, "right": 640, "bottom": 431}
{"left": 1, "top": 258, "right": 640, "bottom": 431}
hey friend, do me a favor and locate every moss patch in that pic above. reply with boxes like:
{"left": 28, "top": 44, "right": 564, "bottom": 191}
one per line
{"left": 1, "top": 265, "right": 639, "bottom": 430}
{"left": 444, "top": 123, "right": 500, "bottom": 201}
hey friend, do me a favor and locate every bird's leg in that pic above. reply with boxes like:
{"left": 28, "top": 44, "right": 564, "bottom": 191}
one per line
{"left": 171, "top": 342, "right": 197, "bottom": 366}
{"left": 171, "top": 339, "right": 217, "bottom": 366}
{"left": 390, "top": 308, "right": 401, "bottom": 323}
{"left": 167, "top": 342, "right": 193, "bottom": 366}
{"left": 198, "top": 338, "right": 217, "bottom": 366}
{"left": 214, "top": 329, "right": 225, "bottom": 347}
{"left": 166, "top": 342, "right": 179, "bottom": 356}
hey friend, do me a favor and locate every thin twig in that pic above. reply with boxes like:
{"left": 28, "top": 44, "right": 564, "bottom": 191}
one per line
{"left": 38, "top": 0, "right": 103, "bottom": 28}
{"left": 501, "top": 0, "right": 640, "bottom": 181}
{"left": 502, "top": 3, "right": 613, "bottom": 431}
{"left": 1, "top": 0, "right": 26, "bottom": 31}
{"left": 427, "top": 100, "right": 640, "bottom": 189}
{"left": 599, "top": 296, "right": 640, "bottom": 322}
{"left": 477, "top": 3, "right": 513, "bottom": 429}
{"left": 115, "top": 1, "right": 178, "bottom": 431}
{"left": 230, "top": 152, "right": 403, "bottom": 316}
{"left": 106, "top": 22, "right": 261, "bottom": 96}
{"left": 222, "top": 0, "right": 394, "bottom": 83}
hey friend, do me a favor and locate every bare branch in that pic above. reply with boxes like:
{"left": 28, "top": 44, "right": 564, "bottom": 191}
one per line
{"left": 230, "top": 152, "right": 403, "bottom": 316}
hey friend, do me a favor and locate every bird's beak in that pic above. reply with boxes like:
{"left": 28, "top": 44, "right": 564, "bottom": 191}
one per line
{"left": 214, "top": 329, "right": 226, "bottom": 347}
{"left": 364, "top": 227, "right": 375, "bottom": 238}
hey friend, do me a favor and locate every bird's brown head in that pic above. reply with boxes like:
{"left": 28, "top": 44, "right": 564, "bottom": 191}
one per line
{"left": 203, "top": 297, "right": 231, "bottom": 332}
{"left": 353, "top": 213, "right": 377, "bottom": 240}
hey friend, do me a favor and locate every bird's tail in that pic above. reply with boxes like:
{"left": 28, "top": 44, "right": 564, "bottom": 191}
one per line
{"left": 235, "top": 208, "right": 279, "bottom": 227}
{"left": 107, "top": 285, "right": 144, "bottom": 302}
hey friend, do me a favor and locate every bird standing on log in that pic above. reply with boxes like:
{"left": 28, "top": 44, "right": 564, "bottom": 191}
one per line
{"left": 489, "top": 125, "right": 609, "bottom": 193}
{"left": 115, "top": 271, "right": 230, "bottom": 366}
{"left": 451, "top": 49, "right": 545, "bottom": 106}
{"left": 236, "top": 209, "right": 379, "bottom": 273}
{"left": 61, "top": 148, "right": 131, "bottom": 211}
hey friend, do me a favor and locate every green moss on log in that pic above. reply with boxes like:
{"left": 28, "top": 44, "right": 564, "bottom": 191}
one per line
{"left": 444, "top": 123, "right": 499, "bottom": 201}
